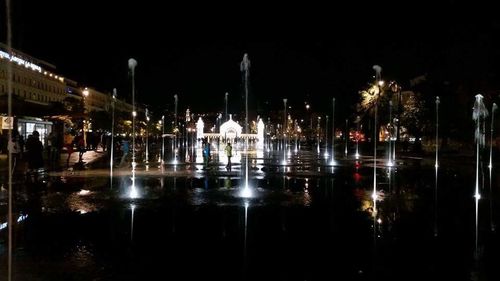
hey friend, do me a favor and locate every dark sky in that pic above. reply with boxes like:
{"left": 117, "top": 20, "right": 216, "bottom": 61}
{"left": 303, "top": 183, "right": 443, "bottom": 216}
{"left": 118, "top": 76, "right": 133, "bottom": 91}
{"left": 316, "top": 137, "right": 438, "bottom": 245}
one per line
{"left": 2, "top": 1, "right": 500, "bottom": 116}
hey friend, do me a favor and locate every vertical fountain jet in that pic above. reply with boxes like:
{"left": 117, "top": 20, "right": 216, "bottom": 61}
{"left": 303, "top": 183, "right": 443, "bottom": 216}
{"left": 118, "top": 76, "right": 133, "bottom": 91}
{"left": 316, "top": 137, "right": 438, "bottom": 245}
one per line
{"left": 330, "top": 98, "right": 336, "bottom": 165}
{"left": 128, "top": 58, "right": 138, "bottom": 168}
{"left": 489, "top": 103, "right": 497, "bottom": 231}
{"left": 241, "top": 53, "right": 251, "bottom": 135}
{"left": 434, "top": 96, "right": 440, "bottom": 237}
{"left": 473, "top": 94, "right": 488, "bottom": 262}
{"left": 240, "top": 54, "right": 251, "bottom": 194}
{"left": 110, "top": 88, "right": 117, "bottom": 187}
{"left": 372, "top": 65, "right": 382, "bottom": 201}
{"left": 473, "top": 94, "right": 488, "bottom": 200}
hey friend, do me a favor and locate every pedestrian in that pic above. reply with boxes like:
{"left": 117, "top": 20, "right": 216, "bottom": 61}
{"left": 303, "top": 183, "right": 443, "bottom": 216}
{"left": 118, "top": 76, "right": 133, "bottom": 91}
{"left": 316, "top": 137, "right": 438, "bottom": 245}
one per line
{"left": 119, "top": 138, "right": 130, "bottom": 167}
{"left": 225, "top": 142, "right": 232, "bottom": 171}
{"left": 25, "top": 131, "right": 44, "bottom": 177}
{"left": 77, "top": 134, "right": 86, "bottom": 163}
{"left": 8, "top": 134, "right": 21, "bottom": 171}
{"left": 203, "top": 138, "right": 211, "bottom": 167}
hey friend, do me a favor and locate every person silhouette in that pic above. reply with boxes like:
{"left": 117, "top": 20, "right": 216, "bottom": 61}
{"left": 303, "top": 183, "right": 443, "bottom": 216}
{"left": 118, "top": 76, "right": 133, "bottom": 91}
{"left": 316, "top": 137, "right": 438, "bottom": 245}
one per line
{"left": 225, "top": 142, "right": 233, "bottom": 171}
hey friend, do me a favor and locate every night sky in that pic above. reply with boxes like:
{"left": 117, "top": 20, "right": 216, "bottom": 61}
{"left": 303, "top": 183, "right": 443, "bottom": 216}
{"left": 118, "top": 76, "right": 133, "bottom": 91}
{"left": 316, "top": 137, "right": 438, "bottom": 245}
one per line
{"left": 2, "top": 1, "right": 500, "bottom": 116}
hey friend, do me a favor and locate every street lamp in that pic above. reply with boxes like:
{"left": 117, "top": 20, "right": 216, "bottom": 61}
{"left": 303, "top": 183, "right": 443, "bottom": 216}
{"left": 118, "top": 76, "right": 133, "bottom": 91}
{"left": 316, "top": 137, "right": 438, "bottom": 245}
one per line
{"left": 82, "top": 87, "right": 90, "bottom": 148}
{"left": 128, "top": 58, "right": 137, "bottom": 167}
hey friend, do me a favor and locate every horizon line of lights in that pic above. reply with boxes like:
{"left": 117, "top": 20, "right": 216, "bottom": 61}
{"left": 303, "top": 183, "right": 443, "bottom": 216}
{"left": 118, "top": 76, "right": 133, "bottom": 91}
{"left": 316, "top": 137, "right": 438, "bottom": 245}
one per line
{"left": 1, "top": 50, "right": 42, "bottom": 72}
{"left": 1, "top": 50, "right": 65, "bottom": 83}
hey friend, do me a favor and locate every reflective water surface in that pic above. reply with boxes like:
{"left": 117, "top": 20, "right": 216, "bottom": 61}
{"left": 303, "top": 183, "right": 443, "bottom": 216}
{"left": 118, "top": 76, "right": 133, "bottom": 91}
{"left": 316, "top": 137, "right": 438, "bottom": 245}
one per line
{"left": 1, "top": 150, "right": 499, "bottom": 280}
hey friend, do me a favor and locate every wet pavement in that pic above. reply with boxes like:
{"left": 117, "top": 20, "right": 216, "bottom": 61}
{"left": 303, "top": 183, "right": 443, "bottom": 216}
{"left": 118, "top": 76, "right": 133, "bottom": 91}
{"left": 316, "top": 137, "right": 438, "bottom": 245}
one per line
{"left": 0, "top": 147, "right": 499, "bottom": 280}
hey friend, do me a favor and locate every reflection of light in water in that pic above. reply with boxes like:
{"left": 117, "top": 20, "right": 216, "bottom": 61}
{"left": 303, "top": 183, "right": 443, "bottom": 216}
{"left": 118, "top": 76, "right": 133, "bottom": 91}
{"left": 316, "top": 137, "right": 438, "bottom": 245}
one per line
{"left": 68, "top": 192, "right": 98, "bottom": 214}
{"left": 196, "top": 148, "right": 203, "bottom": 164}
{"left": 17, "top": 214, "right": 28, "bottom": 223}
{"left": 434, "top": 165, "right": 439, "bottom": 237}
{"left": 129, "top": 186, "right": 139, "bottom": 199}
{"left": 377, "top": 218, "right": 382, "bottom": 224}
{"left": 244, "top": 200, "right": 249, "bottom": 268}
{"left": 329, "top": 159, "right": 337, "bottom": 166}
{"left": 78, "top": 189, "right": 91, "bottom": 196}
{"left": 354, "top": 172, "right": 362, "bottom": 183}
{"left": 240, "top": 186, "right": 253, "bottom": 198}
{"left": 257, "top": 149, "right": 263, "bottom": 165}
{"left": 0, "top": 214, "right": 28, "bottom": 231}
{"left": 131, "top": 203, "right": 136, "bottom": 241}
{"left": 129, "top": 176, "right": 139, "bottom": 199}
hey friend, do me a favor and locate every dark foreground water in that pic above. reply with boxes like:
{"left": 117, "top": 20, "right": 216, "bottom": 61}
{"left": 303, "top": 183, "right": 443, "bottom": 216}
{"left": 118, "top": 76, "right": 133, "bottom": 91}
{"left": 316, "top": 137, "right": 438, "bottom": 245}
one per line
{"left": 1, "top": 156, "right": 499, "bottom": 280}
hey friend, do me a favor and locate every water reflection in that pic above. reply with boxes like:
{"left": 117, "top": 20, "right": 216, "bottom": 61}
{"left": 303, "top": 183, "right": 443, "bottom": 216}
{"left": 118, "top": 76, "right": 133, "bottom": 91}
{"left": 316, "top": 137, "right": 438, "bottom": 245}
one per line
{"left": 434, "top": 165, "right": 439, "bottom": 237}
{"left": 130, "top": 203, "right": 136, "bottom": 241}
{"left": 3, "top": 149, "right": 498, "bottom": 280}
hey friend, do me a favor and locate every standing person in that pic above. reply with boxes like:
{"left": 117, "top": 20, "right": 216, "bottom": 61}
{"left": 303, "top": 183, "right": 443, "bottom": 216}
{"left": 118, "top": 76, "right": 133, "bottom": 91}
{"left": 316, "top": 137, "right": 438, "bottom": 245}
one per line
{"left": 26, "top": 131, "right": 44, "bottom": 176}
{"left": 8, "top": 135, "right": 21, "bottom": 171}
{"left": 119, "top": 138, "right": 130, "bottom": 167}
{"left": 64, "top": 134, "right": 74, "bottom": 167}
{"left": 77, "top": 134, "right": 86, "bottom": 163}
{"left": 225, "top": 142, "right": 233, "bottom": 171}
{"left": 47, "top": 131, "right": 59, "bottom": 166}
{"left": 47, "top": 131, "right": 56, "bottom": 162}
{"left": 18, "top": 134, "right": 24, "bottom": 159}
{"left": 203, "top": 138, "right": 211, "bottom": 167}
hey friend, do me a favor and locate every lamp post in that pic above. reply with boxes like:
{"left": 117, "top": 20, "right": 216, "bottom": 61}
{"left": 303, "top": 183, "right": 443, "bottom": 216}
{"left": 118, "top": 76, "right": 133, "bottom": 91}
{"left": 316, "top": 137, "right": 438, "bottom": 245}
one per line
{"left": 128, "top": 58, "right": 137, "bottom": 167}
{"left": 82, "top": 87, "right": 90, "bottom": 148}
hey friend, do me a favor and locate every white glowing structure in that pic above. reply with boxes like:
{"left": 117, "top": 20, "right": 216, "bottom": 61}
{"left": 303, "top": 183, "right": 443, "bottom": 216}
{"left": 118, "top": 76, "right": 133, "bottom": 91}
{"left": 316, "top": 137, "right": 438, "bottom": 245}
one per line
{"left": 196, "top": 117, "right": 204, "bottom": 142}
{"left": 257, "top": 118, "right": 265, "bottom": 148}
